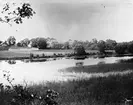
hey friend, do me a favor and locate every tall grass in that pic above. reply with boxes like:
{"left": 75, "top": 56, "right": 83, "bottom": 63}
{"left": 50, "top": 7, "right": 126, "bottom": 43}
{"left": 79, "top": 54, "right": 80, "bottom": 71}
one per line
{"left": 29, "top": 72, "right": 133, "bottom": 105}
{"left": 62, "top": 63, "right": 133, "bottom": 73}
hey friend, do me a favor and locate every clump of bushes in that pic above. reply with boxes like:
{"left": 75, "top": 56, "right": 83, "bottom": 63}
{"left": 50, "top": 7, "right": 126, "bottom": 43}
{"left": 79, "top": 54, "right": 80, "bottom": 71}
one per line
{"left": 0, "top": 70, "right": 59, "bottom": 105}
{"left": 42, "top": 53, "right": 45, "bottom": 58}
{"left": 74, "top": 45, "right": 86, "bottom": 56}
{"left": 36, "top": 54, "right": 39, "bottom": 58}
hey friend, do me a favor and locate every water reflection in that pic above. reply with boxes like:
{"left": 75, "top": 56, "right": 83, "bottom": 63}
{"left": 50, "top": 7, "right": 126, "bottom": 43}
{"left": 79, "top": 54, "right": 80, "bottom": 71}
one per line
{"left": 0, "top": 56, "right": 133, "bottom": 84}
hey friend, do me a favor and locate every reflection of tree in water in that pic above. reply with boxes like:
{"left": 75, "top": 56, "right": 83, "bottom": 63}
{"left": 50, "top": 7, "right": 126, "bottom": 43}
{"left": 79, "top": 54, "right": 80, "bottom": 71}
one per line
{"left": 7, "top": 60, "right": 16, "bottom": 64}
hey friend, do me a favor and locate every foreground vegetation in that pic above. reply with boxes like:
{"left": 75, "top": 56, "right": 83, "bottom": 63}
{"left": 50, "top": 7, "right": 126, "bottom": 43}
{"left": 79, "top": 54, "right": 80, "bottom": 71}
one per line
{"left": 1, "top": 71, "right": 133, "bottom": 105}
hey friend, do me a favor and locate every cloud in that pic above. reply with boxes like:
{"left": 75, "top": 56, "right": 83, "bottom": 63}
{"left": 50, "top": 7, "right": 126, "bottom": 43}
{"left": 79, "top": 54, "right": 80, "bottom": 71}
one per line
{"left": 0, "top": 0, "right": 133, "bottom": 42}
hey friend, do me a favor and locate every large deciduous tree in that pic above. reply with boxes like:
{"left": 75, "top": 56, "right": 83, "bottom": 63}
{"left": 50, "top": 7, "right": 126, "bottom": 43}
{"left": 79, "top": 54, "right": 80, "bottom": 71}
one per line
{"left": 18, "top": 38, "right": 30, "bottom": 47}
{"left": 37, "top": 38, "right": 47, "bottom": 49}
{"left": 105, "top": 39, "right": 117, "bottom": 50}
{"left": 6, "top": 36, "right": 16, "bottom": 46}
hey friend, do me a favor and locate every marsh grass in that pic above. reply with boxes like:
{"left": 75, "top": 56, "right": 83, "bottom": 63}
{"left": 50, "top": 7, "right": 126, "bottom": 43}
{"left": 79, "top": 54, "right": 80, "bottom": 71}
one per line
{"left": 1, "top": 71, "right": 133, "bottom": 105}
{"left": 62, "top": 63, "right": 133, "bottom": 73}
{"left": 28, "top": 72, "right": 133, "bottom": 105}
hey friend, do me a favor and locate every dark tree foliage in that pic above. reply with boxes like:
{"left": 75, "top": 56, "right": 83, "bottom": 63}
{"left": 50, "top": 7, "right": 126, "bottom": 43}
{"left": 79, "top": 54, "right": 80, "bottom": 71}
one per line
{"left": 127, "top": 41, "right": 133, "bottom": 54}
{"left": 105, "top": 39, "right": 117, "bottom": 50}
{"left": 37, "top": 38, "right": 47, "bottom": 49}
{"left": 6, "top": 36, "right": 16, "bottom": 46}
{"left": 0, "top": 2, "right": 35, "bottom": 25}
{"left": 0, "top": 40, "right": 2, "bottom": 44}
{"left": 97, "top": 40, "right": 106, "bottom": 54}
{"left": 74, "top": 45, "right": 86, "bottom": 56}
{"left": 115, "top": 43, "right": 128, "bottom": 54}
{"left": 18, "top": 38, "right": 30, "bottom": 47}
{"left": 30, "top": 38, "right": 39, "bottom": 48}
{"left": 17, "top": 42, "right": 22, "bottom": 47}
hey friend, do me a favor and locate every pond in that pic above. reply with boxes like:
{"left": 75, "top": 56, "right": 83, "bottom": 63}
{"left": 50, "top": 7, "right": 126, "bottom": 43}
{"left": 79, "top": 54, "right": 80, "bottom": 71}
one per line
{"left": 0, "top": 56, "right": 133, "bottom": 85}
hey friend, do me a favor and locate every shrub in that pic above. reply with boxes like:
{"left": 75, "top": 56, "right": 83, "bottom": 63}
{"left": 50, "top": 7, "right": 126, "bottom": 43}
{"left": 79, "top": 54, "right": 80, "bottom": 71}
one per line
{"left": 1, "top": 70, "right": 59, "bottom": 105}
{"left": 29, "top": 53, "right": 34, "bottom": 59}
{"left": 74, "top": 45, "right": 86, "bottom": 56}
{"left": 42, "top": 53, "right": 45, "bottom": 58}
{"left": 36, "top": 54, "right": 39, "bottom": 58}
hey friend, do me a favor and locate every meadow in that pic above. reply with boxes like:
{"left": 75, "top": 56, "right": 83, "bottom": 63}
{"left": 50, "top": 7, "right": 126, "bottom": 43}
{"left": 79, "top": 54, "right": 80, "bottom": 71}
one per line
{"left": 0, "top": 48, "right": 100, "bottom": 60}
{"left": 0, "top": 49, "right": 72, "bottom": 58}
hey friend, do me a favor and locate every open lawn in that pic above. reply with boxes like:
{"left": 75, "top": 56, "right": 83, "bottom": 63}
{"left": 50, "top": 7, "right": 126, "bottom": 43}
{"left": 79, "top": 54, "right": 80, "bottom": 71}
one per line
{"left": 0, "top": 48, "right": 100, "bottom": 59}
{"left": 0, "top": 49, "right": 73, "bottom": 58}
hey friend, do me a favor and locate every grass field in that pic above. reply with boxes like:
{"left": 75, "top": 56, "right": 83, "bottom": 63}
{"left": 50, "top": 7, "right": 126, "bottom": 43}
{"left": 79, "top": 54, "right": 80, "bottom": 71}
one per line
{"left": 0, "top": 48, "right": 100, "bottom": 59}
{"left": 0, "top": 49, "right": 73, "bottom": 58}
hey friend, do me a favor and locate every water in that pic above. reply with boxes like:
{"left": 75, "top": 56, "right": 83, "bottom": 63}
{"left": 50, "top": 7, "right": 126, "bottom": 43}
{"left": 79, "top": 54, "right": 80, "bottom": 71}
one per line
{"left": 0, "top": 56, "right": 133, "bottom": 84}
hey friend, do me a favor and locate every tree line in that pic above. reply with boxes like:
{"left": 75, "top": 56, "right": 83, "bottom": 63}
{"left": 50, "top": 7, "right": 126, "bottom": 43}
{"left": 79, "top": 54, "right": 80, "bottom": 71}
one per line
{"left": 1, "top": 36, "right": 133, "bottom": 55}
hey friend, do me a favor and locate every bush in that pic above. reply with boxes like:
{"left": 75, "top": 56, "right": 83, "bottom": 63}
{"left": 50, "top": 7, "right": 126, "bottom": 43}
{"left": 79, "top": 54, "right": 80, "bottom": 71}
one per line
{"left": 74, "top": 45, "right": 86, "bottom": 56}
{"left": 42, "top": 53, "right": 45, "bottom": 58}
{"left": 115, "top": 43, "right": 128, "bottom": 54}
{"left": 1, "top": 71, "right": 59, "bottom": 105}
{"left": 29, "top": 53, "right": 34, "bottom": 59}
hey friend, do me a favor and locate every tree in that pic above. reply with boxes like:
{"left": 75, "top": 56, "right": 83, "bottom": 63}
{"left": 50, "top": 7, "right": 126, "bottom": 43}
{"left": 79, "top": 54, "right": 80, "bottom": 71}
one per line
{"left": 74, "top": 45, "right": 86, "bottom": 56}
{"left": 37, "top": 38, "right": 47, "bottom": 49}
{"left": 30, "top": 38, "right": 39, "bottom": 48}
{"left": 91, "top": 38, "right": 98, "bottom": 44}
{"left": 127, "top": 41, "right": 133, "bottom": 54}
{"left": 114, "top": 43, "right": 128, "bottom": 54}
{"left": 18, "top": 38, "right": 30, "bottom": 47}
{"left": 105, "top": 39, "right": 117, "bottom": 50}
{"left": 97, "top": 40, "right": 106, "bottom": 54}
{"left": 17, "top": 41, "right": 21, "bottom": 47}
{"left": 0, "top": 41, "right": 3, "bottom": 45}
{"left": 6, "top": 36, "right": 16, "bottom": 46}
{"left": 64, "top": 41, "right": 70, "bottom": 49}
{"left": 0, "top": 2, "right": 35, "bottom": 26}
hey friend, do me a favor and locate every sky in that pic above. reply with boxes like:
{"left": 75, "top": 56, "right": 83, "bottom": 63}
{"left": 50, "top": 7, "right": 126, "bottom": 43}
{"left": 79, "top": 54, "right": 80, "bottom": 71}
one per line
{"left": 0, "top": 0, "right": 133, "bottom": 42}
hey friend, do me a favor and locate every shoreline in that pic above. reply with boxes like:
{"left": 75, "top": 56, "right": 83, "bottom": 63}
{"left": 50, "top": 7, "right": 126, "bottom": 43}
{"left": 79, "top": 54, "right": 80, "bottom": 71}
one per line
{"left": 0, "top": 54, "right": 133, "bottom": 61}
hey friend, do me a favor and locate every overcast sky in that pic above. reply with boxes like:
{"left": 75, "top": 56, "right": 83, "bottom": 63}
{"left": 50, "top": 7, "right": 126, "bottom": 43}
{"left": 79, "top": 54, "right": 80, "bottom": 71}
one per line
{"left": 0, "top": 0, "right": 133, "bottom": 42}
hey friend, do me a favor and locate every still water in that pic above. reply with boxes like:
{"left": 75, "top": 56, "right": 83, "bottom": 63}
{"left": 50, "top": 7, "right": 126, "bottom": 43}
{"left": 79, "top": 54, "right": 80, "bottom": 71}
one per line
{"left": 0, "top": 56, "right": 133, "bottom": 84}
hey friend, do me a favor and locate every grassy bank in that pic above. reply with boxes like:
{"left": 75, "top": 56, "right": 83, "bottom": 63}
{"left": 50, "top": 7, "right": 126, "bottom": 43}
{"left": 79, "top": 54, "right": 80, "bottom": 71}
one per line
{"left": 24, "top": 72, "right": 133, "bottom": 105}
{"left": 1, "top": 72, "right": 133, "bottom": 105}
{"left": 61, "top": 62, "right": 133, "bottom": 73}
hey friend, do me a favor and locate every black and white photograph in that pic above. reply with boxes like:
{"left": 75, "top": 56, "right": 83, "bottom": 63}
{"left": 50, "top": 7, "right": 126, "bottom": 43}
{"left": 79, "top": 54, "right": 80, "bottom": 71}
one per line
{"left": 0, "top": 0, "right": 133, "bottom": 105}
